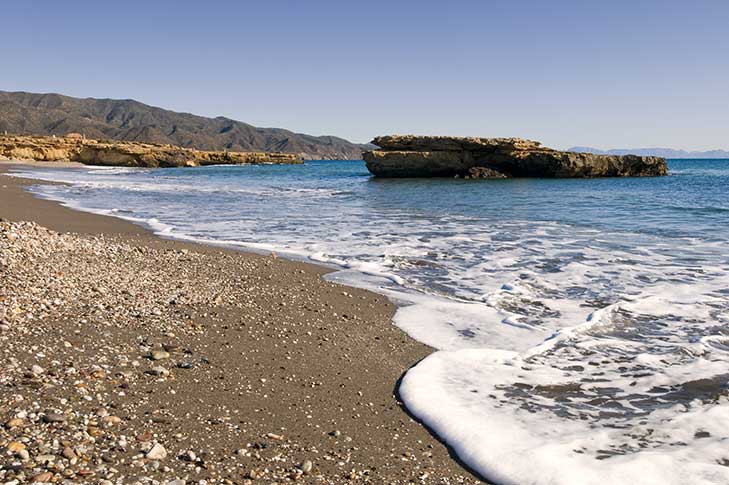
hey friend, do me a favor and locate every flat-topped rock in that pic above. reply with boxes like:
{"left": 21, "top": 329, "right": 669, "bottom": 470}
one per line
{"left": 0, "top": 135, "right": 303, "bottom": 168}
{"left": 371, "top": 135, "right": 543, "bottom": 153}
{"left": 363, "top": 135, "right": 668, "bottom": 178}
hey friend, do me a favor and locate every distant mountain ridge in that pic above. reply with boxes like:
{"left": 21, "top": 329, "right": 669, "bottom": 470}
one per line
{"left": 0, "top": 90, "right": 368, "bottom": 159}
{"left": 569, "top": 146, "right": 729, "bottom": 159}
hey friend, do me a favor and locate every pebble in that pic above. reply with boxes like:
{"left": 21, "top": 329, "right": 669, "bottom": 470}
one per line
{"left": 31, "top": 472, "right": 54, "bottom": 483}
{"left": 151, "top": 350, "right": 170, "bottom": 360}
{"left": 42, "top": 412, "right": 66, "bottom": 423}
{"left": 61, "top": 446, "right": 76, "bottom": 460}
{"left": 163, "top": 343, "right": 180, "bottom": 352}
{"left": 7, "top": 441, "right": 26, "bottom": 452}
{"left": 148, "top": 366, "right": 170, "bottom": 376}
{"left": 180, "top": 450, "right": 197, "bottom": 462}
{"left": 5, "top": 417, "right": 24, "bottom": 428}
{"left": 301, "top": 459, "right": 313, "bottom": 474}
{"left": 146, "top": 442, "right": 168, "bottom": 460}
{"left": 102, "top": 415, "right": 122, "bottom": 426}
{"left": 36, "top": 454, "right": 56, "bottom": 463}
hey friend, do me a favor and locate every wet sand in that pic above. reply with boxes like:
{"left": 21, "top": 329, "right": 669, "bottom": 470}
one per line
{"left": 0, "top": 163, "right": 484, "bottom": 484}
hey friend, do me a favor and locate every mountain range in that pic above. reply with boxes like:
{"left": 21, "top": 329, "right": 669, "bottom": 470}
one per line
{"left": 0, "top": 90, "right": 368, "bottom": 159}
{"left": 568, "top": 146, "right": 729, "bottom": 159}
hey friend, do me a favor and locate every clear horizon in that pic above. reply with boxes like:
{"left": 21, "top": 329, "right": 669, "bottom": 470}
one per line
{"left": 5, "top": 0, "right": 729, "bottom": 150}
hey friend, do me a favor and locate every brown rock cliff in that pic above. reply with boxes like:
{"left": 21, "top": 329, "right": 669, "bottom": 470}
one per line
{"left": 0, "top": 135, "right": 302, "bottom": 168}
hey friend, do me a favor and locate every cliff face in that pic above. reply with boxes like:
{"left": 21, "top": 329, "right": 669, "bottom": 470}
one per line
{"left": 0, "top": 135, "right": 302, "bottom": 168}
{"left": 363, "top": 135, "right": 668, "bottom": 178}
{"left": 0, "top": 91, "right": 367, "bottom": 160}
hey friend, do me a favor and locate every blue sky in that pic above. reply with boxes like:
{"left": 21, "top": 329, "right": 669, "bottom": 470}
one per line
{"left": 4, "top": 1, "right": 729, "bottom": 149}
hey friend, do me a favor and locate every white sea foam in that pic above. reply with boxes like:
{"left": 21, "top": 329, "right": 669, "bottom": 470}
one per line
{"left": 401, "top": 348, "right": 729, "bottom": 485}
{"left": 10, "top": 164, "right": 729, "bottom": 484}
{"left": 399, "top": 270, "right": 729, "bottom": 482}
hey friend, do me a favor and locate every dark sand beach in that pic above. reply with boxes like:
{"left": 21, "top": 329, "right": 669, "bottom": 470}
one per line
{"left": 0, "top": 163, "right": 482, "bottom": 484}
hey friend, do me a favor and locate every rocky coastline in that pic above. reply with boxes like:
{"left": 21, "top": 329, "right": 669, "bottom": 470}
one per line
{"left": 0, "top": 135, "right": 303, "bottom": 168}
{"left": 363, "top": 135, "right": 668, "bottom": 178}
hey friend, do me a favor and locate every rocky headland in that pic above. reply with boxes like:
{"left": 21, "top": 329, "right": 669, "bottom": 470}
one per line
{"left": 363, "top": 135, "right": 668, "bottom": 178}
{"left": 0, "top": 134, "right": 303, "bottom": 168}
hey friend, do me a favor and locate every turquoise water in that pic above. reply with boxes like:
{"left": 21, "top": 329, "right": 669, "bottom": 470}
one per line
{"left": 14, "top": 160, "right": 729, "bottom": 485}
{"left": 19, "top": 159, "right": 729, "bottom": 241}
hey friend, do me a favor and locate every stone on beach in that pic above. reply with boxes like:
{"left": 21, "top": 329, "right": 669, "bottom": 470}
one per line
{"left": 42, "top": 412, "right": 66, "bottom": 423}
{"left": 148, "top": 365, "right": 170, "bottom": 376}
{"left": 30, "top": 471, "right": 54, "bottom": 483}
{"left": 301, "top": 459, "right": 313, "bottom": 474}
{"left": 5, "top": 417, "right": 24, "bottom": 429}
{"left": 61, "top": 446, "right": 76, "bottom": 460}
{"left": 151, "top": 349, "right": 171, "bottom": 360}
{"left": 7, "top": 441, "right": 26, "bottom": 452}
{"left": 179, "top": 450, "right": 197, "bottom": 462}
{"left": 146, "top": 442, "right": 168, "bottom": 460}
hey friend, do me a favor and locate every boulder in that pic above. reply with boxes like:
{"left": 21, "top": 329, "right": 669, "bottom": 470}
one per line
{"left": 363, "top": 135, "right": 667, "bottom": 178}
{"left": 464, "top": 166, "right": 510, "bottom": 179}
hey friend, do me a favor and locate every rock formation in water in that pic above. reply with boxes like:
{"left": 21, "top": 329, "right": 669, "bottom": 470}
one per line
{"left": 0, "top": 135, "right": 302, "bottom": 168}
{"left": 363, "top": 135, "right": 668, "bottom": 178}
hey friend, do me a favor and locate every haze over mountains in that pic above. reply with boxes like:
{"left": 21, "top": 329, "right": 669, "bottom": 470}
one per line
{"left": 0, "top": 91, "right": 368, "bottom": 159}
{"left": 569, "top": 146, "right": 729, "bottom": 159}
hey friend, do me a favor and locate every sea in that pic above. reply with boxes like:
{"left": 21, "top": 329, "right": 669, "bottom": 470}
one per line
{"left": 11, "top": 159, "right": 729, "bottom": 485}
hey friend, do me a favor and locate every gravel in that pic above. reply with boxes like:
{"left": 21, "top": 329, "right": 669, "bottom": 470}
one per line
{"left": 0, "top": 170, "right": 486, "bottom": 484}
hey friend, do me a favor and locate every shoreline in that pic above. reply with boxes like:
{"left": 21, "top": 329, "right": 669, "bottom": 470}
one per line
{"left": 0, "top": 162, "right": 484, "bottom": 483}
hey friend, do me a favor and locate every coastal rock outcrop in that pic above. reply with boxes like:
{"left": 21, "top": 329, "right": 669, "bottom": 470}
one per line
{"left": 363, "top": 135, "right": 668, "bottom": 178}
{"left": 0, "top": 134, "right": 303, "bottom": 167}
